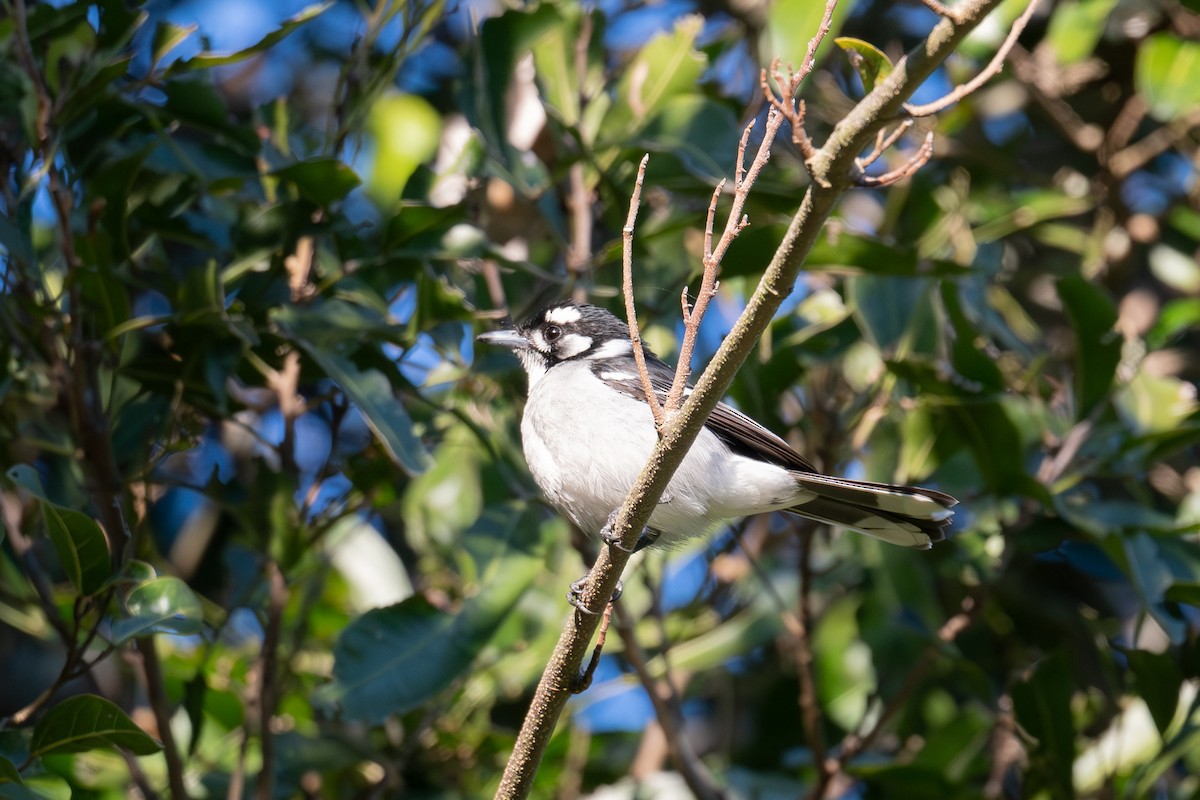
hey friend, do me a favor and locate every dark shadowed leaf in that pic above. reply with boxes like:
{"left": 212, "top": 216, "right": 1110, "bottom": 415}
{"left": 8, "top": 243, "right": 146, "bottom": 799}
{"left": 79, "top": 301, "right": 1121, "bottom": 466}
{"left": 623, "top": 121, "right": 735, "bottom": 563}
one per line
{"left": 1011, "top": 654, "right": 1075, "bottom": 796}
{"left": 275, "top": 159, "right": 361, "bottom": 206}
{"left": 30, "top": 695, "right": 162, "bottom": 758}
{"left": 1126, "top": 648, "right": 1183, "bottom": 734}
{"left": 41, "top": 503, "right": 111, "bottom": 596}
{"left": 0, "top": 757, "right": 20, "bottom": 784}
{"left": 303, "top": 349, "right": 429, "bottom": 476}
{"left": 1057, "top": 274, "right": 1120, "bottom": 419}
{"left": 330, "top": 505, "right": 547, "bottom": 721}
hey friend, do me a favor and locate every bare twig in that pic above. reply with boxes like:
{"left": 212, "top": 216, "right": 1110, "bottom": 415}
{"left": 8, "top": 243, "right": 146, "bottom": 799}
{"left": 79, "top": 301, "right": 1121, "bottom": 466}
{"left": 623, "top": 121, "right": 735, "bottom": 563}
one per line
{"left": 622, "top": 154, "right": 666, "bottom": 428}
{"left": 496, "top": 3, "right": 1010, "bottom": 796}
{"left": 856, "top": 131, "right": 936, "bottom": 187}
{"left": 791, "top": 535, "right": 832, "bottom": 798}
{"left": 856, "top": 120, "right": 914, "bottom": 171}
{"left": 139, "top": 639, "right": 191, "bottom": 800}
{"left": 762, "top": 64, "right": 817, "bottom": 161}
{"left": 759, "top": 0, "right": 840, "bottom": 160}
{"left": 254, "top": 561, "right": 289, "bottom": 800}
{"left": 612, "top": 604, "right": 725, "bottom": 800}
{"left": 1108, "top": 107, "right": 1200, "bottom": 178}
{"left": 905, "top": 0, "right": 1041, "bottom": 117}
{"left": 571, "top": 600, "right": 613, "bottom": 694}
{"left": 664, "top": 110, "right": 786, "bottom": 414}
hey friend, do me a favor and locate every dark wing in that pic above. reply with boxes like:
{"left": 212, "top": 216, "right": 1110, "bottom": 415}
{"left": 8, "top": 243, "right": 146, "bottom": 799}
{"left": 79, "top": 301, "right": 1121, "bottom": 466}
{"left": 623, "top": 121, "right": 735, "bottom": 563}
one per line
{"left": 593, "top": 356, "right": 816, "bottom": 473}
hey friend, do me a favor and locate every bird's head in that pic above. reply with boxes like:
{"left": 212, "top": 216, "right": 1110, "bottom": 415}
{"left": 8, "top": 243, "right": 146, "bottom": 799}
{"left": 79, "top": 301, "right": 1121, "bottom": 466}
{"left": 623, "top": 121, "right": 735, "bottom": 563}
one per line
{"left": 477, "top": 301, "right": 637, "bottom": 386}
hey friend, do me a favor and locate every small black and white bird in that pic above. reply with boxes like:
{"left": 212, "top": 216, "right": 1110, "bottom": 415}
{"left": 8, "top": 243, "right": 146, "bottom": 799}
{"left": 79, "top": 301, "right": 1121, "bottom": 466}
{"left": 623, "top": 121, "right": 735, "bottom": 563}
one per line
{"left": 478, "top": 301, "right": 956, "bottom": 553}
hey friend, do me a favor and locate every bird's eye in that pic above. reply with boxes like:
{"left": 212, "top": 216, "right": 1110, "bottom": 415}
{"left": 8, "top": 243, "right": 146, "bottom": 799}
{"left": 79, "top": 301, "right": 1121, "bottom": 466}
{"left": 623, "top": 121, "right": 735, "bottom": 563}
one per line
{"left": 543, "top": 325, "right": 562, "bottom": 342}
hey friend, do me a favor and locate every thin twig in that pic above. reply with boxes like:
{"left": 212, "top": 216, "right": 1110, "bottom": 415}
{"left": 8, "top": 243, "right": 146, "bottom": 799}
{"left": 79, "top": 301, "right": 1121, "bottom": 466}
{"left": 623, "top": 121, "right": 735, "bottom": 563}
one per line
{"left": 796, "top": 535, "right": 831, "bottom": 798}
{"left": 856, "top": 120, "right": 914, "bottom": 171}
{"left": 571, "top": 600, "right": 613, "bottom": 694}
{"left": 830, "top": 596, "right": 978, "bottom": 772}
{"left": 139, "top": 639, "right": 191, "bottom": 800}
{"left": 664, "top": 110, "right": 785, "bottom": 414}
{"left": 612, "top": 604, "right": 725, "bottom": 800}
{"left": 254, "top": 561, "right": 289, "bottom": 800}
{"left": 622, "top": 154, "right": 666, "bottom": 427}
{"left": 905, "top": 0, "right": 1041, "bottom": 117}
{"left": 856, "top": 131, "right": 935, "bottom": 187}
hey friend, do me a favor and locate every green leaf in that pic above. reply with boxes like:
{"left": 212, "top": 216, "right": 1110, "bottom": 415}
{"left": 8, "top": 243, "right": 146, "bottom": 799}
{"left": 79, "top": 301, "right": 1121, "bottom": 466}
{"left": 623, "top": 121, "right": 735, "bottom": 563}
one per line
{"left": 1125, "top": 649, "right": 1183, "bottom": 735}
{"left": 329, "top": 506, "right": 547, "bottom": 721}
{"left": 1136, "top": 33, "right": 1200, "bottom": 121}
{"left": 600, "top": 16, "right": 706, "bottom": 145}
{"left": 1011, "top": 654, "right": 1074, "bottom": 796}
{"left": 835, "top": 37, "right": 894, "bottom": 93}
{"left": 302, "top": 349, "right": 429, "bottom": 476}
{"left": 765, "top": 0, "right": 850, "bottom": 82}
{"left": 42, "top": 503, "right": 111, "bottom": 597}
{"left": 1044, "top": 0, "right": 1118, "bottom": 65}
{"left": 274, "top": 159, "right": 361, "bottom": 206}
{"left": 1057, "top": 275, "right": 1120, "bottom": 419}
{"left": 109, "top": 577, "right": 204, "bottom": 644}
{"left": 29, "top": 695, "right": 162, "bottom": 758}
{"left": 166, "top": 1, "right": 333, "bottom": 74}
{"left": 847, "top": 274, "right": 936, "bottom": 354}
{"left": 639, "top": 95, "right": 740, "bottom": 183}
{"left": 0, "top": 757, "right": 20, "bottom": 784}
{"left": 367, "top": 94, "right": 441, "bottom": 205}
{"left": 150, "top": 20, "right": 195, "bottom": 70}
{"left": 814, "top": 595, "right": 875, "bottom": 730}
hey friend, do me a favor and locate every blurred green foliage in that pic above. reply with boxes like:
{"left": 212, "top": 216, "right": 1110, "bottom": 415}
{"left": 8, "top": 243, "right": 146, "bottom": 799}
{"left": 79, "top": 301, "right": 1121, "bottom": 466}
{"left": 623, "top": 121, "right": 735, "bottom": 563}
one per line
{"left": 0, "top": 0, "right": 1198, "bottom": 798}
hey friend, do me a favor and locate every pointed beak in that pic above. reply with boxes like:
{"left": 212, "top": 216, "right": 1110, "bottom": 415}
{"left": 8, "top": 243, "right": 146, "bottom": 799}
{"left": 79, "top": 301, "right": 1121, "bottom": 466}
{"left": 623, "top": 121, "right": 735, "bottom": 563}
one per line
{"left": 476, "top": 329, "right": 528, "bottom": 350}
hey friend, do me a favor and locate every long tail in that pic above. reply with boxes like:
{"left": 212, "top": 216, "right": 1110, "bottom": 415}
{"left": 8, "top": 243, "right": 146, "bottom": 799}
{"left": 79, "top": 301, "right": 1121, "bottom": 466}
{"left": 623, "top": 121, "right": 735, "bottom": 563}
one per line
{"left": 786, "top": 473, "right": 957, "bottom": 549}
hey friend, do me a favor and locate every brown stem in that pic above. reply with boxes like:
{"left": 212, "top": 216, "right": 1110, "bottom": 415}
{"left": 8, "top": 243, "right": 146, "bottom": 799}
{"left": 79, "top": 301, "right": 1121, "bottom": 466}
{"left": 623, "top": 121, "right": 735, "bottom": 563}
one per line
{"left": 495, "top": 3, "right": 1009, "bottom": 796}
{"left": 612, "top": 604, "right": 725, "bottom": 800}
{"left": 621, "top": 154, "right": 666, "bottom": 428}
{"left": 254, "top": 561, "right": 289, "bottom": 800}
{"left": 139, "top": 638, "right": 191, "bottom": 800}
{"left": 905, "top": 0, "right": 1041, "bottom": 117}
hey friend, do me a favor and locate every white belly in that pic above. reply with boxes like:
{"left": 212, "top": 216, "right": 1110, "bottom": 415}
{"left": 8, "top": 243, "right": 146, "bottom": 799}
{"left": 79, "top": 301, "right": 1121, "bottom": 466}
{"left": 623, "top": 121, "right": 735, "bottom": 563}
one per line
{"left": 520, "top": 365, "right": 801, "bottom": 545}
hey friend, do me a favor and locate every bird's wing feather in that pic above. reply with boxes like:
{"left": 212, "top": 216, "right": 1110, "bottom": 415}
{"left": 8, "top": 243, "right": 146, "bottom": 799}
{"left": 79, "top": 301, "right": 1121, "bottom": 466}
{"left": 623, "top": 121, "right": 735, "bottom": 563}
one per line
{"left": 593, "top": 355, "right": 816, "bottom": 472}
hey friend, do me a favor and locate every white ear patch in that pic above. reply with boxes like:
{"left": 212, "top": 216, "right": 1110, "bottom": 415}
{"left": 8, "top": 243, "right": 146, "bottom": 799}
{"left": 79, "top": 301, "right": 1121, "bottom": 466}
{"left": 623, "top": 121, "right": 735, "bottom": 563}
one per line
{"left": 587, "top": 338, "right": 633, "bottom": 360}
{"left": 544, "top": 305, "right": 583, "bottom": 325}
{"left": 553, "top": 333, "right": 593, "bottom": 359}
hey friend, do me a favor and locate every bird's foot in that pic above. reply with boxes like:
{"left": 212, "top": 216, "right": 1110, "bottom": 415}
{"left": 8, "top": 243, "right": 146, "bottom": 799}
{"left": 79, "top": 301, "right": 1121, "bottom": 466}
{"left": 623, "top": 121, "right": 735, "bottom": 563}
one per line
{"left": 599, "top": 508, "right": 661, "bottom": 553}
{"left": 567, "top": 575, "right": 622, "bottom": 614}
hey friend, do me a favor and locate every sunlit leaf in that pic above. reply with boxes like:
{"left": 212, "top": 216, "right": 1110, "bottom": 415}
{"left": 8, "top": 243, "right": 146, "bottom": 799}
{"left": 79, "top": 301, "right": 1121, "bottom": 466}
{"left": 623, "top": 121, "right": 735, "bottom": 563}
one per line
{"left": 165, "top": 2, "right": 333, "bottom": 74}
{"left": 368, "top": 94, "right": 441, "bottom": 205}
{"left": 1044, "top": 0, "right": 1118, "bottom": 65}
{"left": 835, "top": 37, "right": 894, "bottom": 93}
{"left": 109, "top": 577, "right": 204, "bottom": 644}
{"left": 1136, "top": 33, "right": 1200, "bottom": 121}
{"left": 30, "top": 695, "right": 162, "bottom": 758}
{"left": 150, "top": 20, "right": 195, "bottom": 70}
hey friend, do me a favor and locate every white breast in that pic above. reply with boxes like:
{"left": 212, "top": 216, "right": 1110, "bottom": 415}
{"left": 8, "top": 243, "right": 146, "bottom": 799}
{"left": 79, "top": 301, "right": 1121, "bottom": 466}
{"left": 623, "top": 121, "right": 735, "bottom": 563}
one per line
{"left": 520, "top": 363, "right": 802, "bottom": 545}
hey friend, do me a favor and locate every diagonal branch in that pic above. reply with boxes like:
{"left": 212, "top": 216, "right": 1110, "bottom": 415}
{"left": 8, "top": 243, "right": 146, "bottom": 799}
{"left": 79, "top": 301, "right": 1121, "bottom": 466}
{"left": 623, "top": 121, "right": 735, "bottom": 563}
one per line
{"left": 495, "top": 2, "right": 1014, "bottom": 797}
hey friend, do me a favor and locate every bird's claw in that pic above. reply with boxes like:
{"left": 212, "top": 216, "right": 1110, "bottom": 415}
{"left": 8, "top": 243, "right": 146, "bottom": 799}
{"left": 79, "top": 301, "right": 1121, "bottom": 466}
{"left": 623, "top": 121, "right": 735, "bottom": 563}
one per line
{"left": 600, "top": 508, "right": 661, "bottom": 553}
{"left": 567, "top": 575, "right": 623, "bottom": 614}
